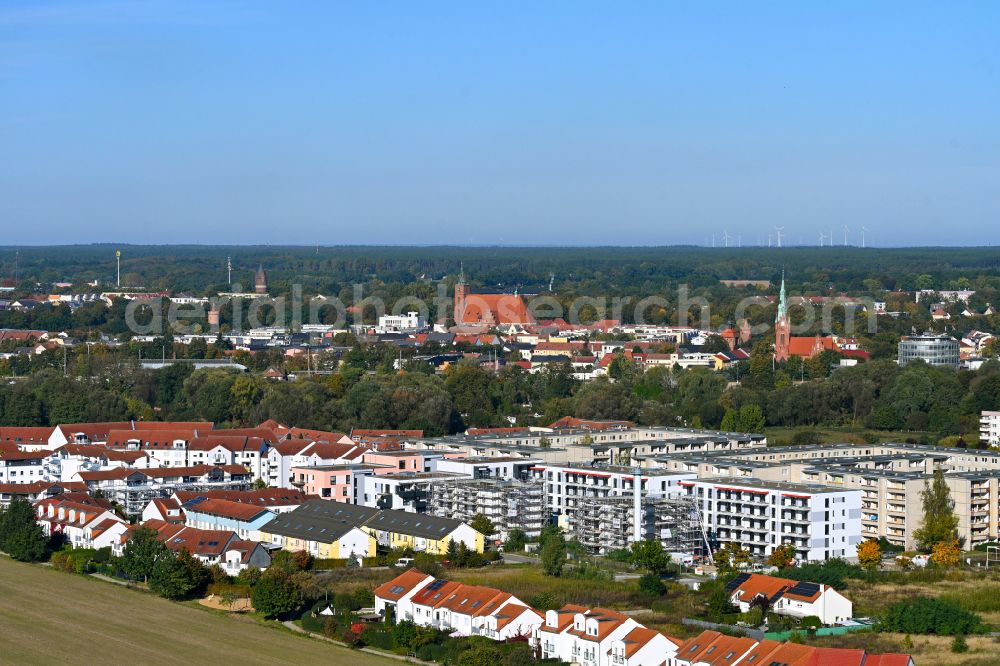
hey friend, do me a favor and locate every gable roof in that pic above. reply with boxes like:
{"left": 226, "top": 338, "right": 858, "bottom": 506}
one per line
{"left": 262, "top": 500, "right": 378, "bottom": 543}
{"left": 373, "top": 568, "right": 433, "bottom": 602}
{"left": 182, "top": 497, "right": 273, "bottom": 522}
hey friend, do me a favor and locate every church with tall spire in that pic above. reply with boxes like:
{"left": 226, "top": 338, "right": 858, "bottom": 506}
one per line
{"left": 772, "top": 271, "right": 871, "bottom": 363}
{"left": 774, "top": 271, "right": 790, "bottom": 361}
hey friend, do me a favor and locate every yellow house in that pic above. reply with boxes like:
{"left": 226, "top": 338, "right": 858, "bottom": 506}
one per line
{"left": 259, "top": 503, "right": 376, "bottom": 559}
{"left": 363, "top": 510, "right": 484, "bottom": 554}
{"left": 257, "top": 500, "right": 483, "bottom": 560}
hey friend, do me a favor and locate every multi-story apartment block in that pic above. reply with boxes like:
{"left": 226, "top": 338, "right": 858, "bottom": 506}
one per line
{"left": 530, "top": 463, "right": 696, "bottom": 532}
{"left": 683, "top": 478, "right": 862, "bottom": 562}
{"left": 644, "top": 441, "right": 1000, "bottom": 550}
{"left": 982, "top": 411, "right": 1000, "bottom": 447}
{"left": 426, "top": 477, "right": 545, "bottom": 539}
{"left": 570, "top": 494, "right": 707, "bottom": 555}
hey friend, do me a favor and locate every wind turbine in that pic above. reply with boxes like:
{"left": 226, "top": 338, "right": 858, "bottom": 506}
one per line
{"left": 773, "top": 226, "right": 784, "bottom": 248}
{"left": 722, "top": 230, "right": 733, "bottom": 248}
{"left": 861, "top": 226, "right": 868, "bottom": 248}
{"left": 843, "top": 225, "right": 850, "bottom": 247}
{"left": 818, "top": 232, "right": 826, "bottom": 247}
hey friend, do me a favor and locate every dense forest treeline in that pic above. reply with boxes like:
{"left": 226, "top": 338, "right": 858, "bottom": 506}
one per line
{"left": 2, "top": 348, "right": 999, "bottom": 444}
{"left": 4, "top": 245, "right": 1000, "bottom": 299}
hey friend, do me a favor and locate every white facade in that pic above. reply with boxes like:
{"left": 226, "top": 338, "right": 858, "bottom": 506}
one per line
{"left": 982, "top": 411, "right": 1000, "bottom": 447}
{"left": 376, "top": 311, "right": 427, "bottom": 333}
{"left": 684, "top": 478, "right": 862, "bottom": 562}
{"left": 534, "top": 607, "right": 677, "bottom": 666}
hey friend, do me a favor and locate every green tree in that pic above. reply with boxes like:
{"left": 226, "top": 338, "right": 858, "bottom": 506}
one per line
{"left": 913, "top": 468, "right": 960, "bottom": 552}
{"left": 0, "top": 498, "right": 48, "bottom": 562}
{"left": 149, "top": 551, "right": 195, "bottom": 599}
{"left": 504, "top": 528, "right": 526, "bottom": 552}
{"left": 630, "top": 539, "right": 670, "bottom": 575}
{"left": 251, "top": 570, "right": 303, "bottom": 618}
{"left": 540, "top": 530, "right": 567, "bottom": 577}
{"left": 638, "top": 572, "right": 666, "bottom": 596}
{"left": 121, "top": 527, "right": 169, "bottom": 583}
{"left": 469, "top": 514, "right": 496, "bottom": 537}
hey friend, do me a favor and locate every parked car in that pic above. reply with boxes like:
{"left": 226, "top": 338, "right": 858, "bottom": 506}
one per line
{"left": 394, "top": 557, "right": 414, "bottom": 568}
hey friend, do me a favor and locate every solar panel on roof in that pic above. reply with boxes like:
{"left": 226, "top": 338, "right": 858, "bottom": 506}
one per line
{"left": 427, "top": 579, "right": 447, "bottom": 591}
{"left": 786, "top": 581, "right": 820, "bottom": 596}
{"left": 725, "top": 573, "right": 750, "bottom": 591}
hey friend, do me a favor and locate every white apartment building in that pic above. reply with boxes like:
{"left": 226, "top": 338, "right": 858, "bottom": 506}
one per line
{"left": 530, "top": 463, "right": 696, "bottom": 533}
{"left": 683, "top": 478, "right": 862, "bottom": 562}
{"left": 376, "top": 311, "right": 427, "bottom": 333}
{"left": 982, "top": 411, "right": 1000, "bottom": 447}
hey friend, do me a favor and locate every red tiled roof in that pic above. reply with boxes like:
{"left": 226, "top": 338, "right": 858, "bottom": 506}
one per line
{"left": 184, "top": 498, "right": 272, "bottom": 522}
{"left": 0, "top": 427, "right": 54, "bottom": 445}
{"left": 373, "top": 569, "right": 433, "bottom": 601}
{"left": 173, "top": 488, "right": 307, "bottom": 507}
{"left": 187, "top": 435, "right": 267, "bottom": 453}
{"left": 457, "top": 293, "right": 535, "bottom": 326}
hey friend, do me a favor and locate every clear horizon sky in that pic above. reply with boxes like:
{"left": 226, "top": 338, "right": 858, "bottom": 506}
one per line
{"left": 1, "top": 1, "right": 998, "bottom": 246}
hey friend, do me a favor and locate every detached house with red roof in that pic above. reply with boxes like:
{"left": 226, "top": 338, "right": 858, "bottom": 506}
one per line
{"left": 725, "top": 573, "right": 853, "bottom": 625}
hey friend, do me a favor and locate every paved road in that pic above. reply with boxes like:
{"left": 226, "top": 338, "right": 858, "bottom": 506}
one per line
{"left": 501, "top": 552, "right": 539, "bottom": 564}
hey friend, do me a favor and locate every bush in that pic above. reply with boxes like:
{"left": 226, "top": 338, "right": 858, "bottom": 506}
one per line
{"left": 638, "top": 573, "right": 666, "bottom": 596}
{"left": 779, "top": 558, "right": 861, "bottom": 590}
{"left": 951, "top": 633, "right": 969, "bottom": 653}
{"left": 529, "top": 591, "right": 559, "bottom": 610}
{"left": 417, "top": 643, "right": 447, "bottom": 661}
{"left": 880, "top": 596, "right": 982, "bottom": 635}
{"left": 309, "top": 558, "right": 348, "bottom": 570}
{"left": 800, "top": 615, "right": 822, "bottom": 630}
{"left": 360, "top": 627, "right": 395, "bottom": 650}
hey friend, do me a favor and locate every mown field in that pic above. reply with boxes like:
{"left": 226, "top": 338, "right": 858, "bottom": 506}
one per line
{"left": 0, "top": 556, "right": 399, "bottom": 666}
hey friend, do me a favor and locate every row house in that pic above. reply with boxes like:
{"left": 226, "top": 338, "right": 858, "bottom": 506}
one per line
{"left": 35, "top": 496, "right": 128, "bottom": 550}
{"left": 668, "top": 630, "right": 913, "bottom": 666}
{"left": 375, "top": 570, "right": 542, "bottom": 640}
{"left": 182, "top": 497, "right": 276, "bottom": 541}
{"left": 0, "top": 481, "right": 88, "bottom": 508}
{"left": 0, "top": 448, "right": 49, "bottom": 485}
{"left": 533, "top": 605, "right": 679, "bottom": 666}
{"left": 46, "top": 444, "right": 148, "bottom": 482}
{"left": 142, "top": 487, "right": 309, "bottom": 524}
{"left": 187, "top": 436, "right": 270, "bottom": 480}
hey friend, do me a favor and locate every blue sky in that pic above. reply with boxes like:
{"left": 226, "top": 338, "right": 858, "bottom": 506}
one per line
{"left": 1, "top": 1, "right": 997, "bottom": 246}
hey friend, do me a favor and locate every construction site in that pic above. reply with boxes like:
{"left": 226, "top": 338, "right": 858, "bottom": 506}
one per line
{"left": 426, "top": 477, "right": 546, "bottom": 540}
{"left": 570, "top": 493, "right": 710, "bottom": 558}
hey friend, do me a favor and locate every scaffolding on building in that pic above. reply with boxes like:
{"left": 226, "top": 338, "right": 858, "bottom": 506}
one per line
{"left": 571, "top": 493, "right": 709, "bottom": 557}
{"left": 426, "top": 477, "right": 545, "bottom": 539}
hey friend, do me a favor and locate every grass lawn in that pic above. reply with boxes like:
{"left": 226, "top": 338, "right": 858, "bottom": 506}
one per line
{"left": 0, "top": 556, "right": 400, "bottom": 666}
